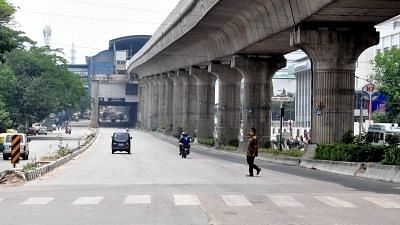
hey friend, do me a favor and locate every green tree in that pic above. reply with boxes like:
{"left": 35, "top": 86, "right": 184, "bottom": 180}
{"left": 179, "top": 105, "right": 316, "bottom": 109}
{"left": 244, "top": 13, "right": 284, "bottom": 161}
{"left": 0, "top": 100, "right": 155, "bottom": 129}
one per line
{"left": 0, "top": 0, "right": 32, "bottom": 62}
{"left": 2, "top": 46, "right": 87, "bottom": 127}
{"left": 372, "top": 48, "right": 400, "bottom": 122}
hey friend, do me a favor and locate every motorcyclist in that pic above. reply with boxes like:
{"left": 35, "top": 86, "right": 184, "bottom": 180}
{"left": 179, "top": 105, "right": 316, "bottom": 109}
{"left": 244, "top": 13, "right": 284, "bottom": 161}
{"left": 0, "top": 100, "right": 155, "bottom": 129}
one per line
{"left": 178, "top": 131, "right": 191, "bottom": 155}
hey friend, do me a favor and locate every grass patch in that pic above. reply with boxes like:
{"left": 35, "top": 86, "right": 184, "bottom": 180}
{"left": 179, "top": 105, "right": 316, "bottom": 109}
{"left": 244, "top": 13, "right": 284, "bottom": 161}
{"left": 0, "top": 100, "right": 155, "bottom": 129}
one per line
{"left": 259, "top": 148, "right": 304, "bottom": 157}
{"left": 198, "top": 138, "right": 215, "bottom": 147}
{"left": 222, "top": 146, "right": 237, "bottom": 152}
{"left": 23, "top": 162, "right": 38, "bottom": 171}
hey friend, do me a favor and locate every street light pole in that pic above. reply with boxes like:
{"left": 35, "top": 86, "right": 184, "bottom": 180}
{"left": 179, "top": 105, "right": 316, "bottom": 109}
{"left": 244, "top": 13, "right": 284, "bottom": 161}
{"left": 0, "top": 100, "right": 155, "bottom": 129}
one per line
{"left": 279, "top": 102, "right": 284, "bottom": 150}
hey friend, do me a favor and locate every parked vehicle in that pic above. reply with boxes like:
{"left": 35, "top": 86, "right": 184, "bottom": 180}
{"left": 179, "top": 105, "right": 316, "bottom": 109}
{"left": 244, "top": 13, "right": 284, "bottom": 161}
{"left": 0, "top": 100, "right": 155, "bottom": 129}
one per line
{"left": 111, "top": 132, "right": 132, "bottom": 154}
{"left": 37, "top": 127, "right": 48, "bottom": 135}
{"left": 2, "top": 133, "right": 30, "bottom": 160}
{"left": 26, "top": 127, "right": 37, "bottom": 136}
{"left": 367, "top": 123, "right": 400, "bottom": 146}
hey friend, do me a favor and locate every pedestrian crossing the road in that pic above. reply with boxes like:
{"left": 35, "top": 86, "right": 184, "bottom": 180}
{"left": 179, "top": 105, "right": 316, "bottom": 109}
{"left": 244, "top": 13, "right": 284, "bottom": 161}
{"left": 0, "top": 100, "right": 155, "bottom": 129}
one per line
{"left": 5, "top": 194, "right": 400, "bottom": 209}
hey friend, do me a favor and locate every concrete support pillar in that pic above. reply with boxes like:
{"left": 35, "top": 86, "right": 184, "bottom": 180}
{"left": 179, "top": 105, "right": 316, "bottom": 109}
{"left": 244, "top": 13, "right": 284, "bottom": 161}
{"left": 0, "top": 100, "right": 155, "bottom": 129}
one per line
{"left": 139, "top": 80, "right": 146, "bottom": 129}
{"left": 90, "top": 80, "right": 99, "bottom": 128}
{"left": 157, "top": 75, "right": 167, "bottom": 129}
{"left": 142, "top": 78, "right": 151, "bottom": 129}
{"left": 290, "top": 26, "right": 379, "bottom": 144}
{"left": 168, "top": 72, "right": 184, "bottom": 135}
{"left": 177, "top": 70, "right": 197, "bottom": 135}
{"left": 190, "top": 67, "right": 216, "bottom": 139}
{"left": 149, "top": 76, "right": 159, "bottom": 130}
{"left": 163, "top": 74, "right": 174, "bottom": 133}
{"left": 209, "top": 63, "right": 242, "bottom": 147}
{"left": 232, "top": 55, "right": 286, "bottom": 148}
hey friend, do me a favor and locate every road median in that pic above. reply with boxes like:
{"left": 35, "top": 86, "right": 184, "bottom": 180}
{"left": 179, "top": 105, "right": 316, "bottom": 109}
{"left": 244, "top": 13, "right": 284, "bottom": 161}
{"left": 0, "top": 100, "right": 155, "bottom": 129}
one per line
{"left": 1, "top": 128, "right": 99, "bottom": 183}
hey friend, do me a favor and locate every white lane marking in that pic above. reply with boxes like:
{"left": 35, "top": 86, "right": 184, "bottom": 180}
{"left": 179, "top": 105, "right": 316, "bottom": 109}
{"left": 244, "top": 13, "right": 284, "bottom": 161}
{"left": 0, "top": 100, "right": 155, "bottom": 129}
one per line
{"left": 222, "top": 195, "right": 253, "bottom": 206}
{"left": 268, "top": 195, "right": 304, "bottom": 207}
{"left": 124, "top": 195, "right": 151, "bottom": 204}
{"left": 21, "top": 197, "right": 54, "bottom": 205}
{"left": 174, "top": 195, "right": 201, "bottom": 206}
{"left": 73, "top": 196, "right": 104, "bottom": 205}
{"left": 315, "top": 196, "right": 356, "bottom": 208}
{"left": 363, "top": 197, "right": 400, "bottom": 208}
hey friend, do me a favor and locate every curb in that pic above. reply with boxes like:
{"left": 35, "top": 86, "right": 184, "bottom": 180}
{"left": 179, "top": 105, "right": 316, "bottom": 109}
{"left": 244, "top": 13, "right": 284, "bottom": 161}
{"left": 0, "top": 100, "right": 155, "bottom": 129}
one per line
{"left": 299, "top": 159, "right": 362, "bottom": 176}
{"left": 23, "top": 128, "right": 99, "bottom": 181}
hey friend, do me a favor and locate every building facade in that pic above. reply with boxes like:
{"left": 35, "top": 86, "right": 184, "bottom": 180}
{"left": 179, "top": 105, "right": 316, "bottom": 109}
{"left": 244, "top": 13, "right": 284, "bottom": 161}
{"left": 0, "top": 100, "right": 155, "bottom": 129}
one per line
{"left": 86, "top": 35, "right": 151, "bottom": 127}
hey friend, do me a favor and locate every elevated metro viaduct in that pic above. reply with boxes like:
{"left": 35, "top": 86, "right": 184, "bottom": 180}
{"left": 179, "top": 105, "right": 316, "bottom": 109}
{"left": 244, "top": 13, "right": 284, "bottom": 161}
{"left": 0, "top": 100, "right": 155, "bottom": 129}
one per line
{"left": 128, "top": 0, "right": 400, "bottom": 147}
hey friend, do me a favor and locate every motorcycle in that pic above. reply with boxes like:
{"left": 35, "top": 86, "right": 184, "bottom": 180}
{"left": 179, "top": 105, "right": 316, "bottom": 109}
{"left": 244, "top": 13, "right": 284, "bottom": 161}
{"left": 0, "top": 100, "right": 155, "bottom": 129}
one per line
{"left": 180, "top": 144, "right": 190, "bottom": 158}
{"left": 65, "top": 126, "right": 71, "bottom": 135}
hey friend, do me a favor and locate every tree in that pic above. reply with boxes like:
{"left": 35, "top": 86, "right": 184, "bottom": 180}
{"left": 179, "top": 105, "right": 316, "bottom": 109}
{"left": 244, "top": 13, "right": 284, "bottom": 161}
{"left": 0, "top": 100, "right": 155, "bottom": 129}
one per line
{"left": 372, "top": 48, "right": 400, "bottom": 122}
{"left": 0, "top": 0, "right": 32, "bottom": 62}
{"left": 1, "top": 46, "right": 87, "bottom": 127}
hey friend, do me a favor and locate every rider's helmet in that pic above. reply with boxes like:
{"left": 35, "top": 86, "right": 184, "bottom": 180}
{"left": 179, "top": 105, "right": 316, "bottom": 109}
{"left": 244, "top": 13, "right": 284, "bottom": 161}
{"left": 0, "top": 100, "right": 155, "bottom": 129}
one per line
{"left": 182, "top": 131, "right": 187, "bottom": 137}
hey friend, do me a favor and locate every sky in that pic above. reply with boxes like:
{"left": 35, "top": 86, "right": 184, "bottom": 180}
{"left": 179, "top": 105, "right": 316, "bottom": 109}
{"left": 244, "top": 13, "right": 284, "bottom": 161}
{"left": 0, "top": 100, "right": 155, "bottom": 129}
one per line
{"left": 9, "top": 0, "right": 181, "bottom": 64}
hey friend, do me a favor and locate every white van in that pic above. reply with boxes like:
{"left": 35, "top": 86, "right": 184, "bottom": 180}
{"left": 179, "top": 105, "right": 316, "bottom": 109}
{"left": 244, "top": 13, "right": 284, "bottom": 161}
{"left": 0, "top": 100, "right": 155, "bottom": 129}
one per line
{"left": 2, "top": 133, "right": 30, "bottom": 160}
{"left": 367, "top": 123, "right": 400, "bottom": 146}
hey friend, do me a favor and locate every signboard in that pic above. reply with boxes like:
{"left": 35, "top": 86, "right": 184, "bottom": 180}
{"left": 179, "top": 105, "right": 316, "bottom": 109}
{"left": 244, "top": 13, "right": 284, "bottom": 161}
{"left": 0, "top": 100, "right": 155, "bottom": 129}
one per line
{"left": 11, "top": 135, "right": 21, "bottom": 167}
{"left": 362, "top": 83, "right": 377, "bottom": 96}
{"left": 271, "top": 96, "right": 294, "bottom": 102}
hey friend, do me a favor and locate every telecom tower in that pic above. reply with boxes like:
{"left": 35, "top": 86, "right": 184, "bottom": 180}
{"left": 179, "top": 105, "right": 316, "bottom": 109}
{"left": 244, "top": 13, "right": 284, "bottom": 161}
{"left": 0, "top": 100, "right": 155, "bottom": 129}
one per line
{"left": 43, "top": 25, "right": 52, "bottom": 46}
{"left": 71, "top": 42, "right": 76, "bottom": 64}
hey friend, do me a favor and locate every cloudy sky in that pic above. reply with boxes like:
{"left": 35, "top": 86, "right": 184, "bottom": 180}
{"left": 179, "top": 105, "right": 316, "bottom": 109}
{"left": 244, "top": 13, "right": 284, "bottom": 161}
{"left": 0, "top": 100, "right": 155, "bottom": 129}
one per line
{"left": 9, "top": 0, "right": 181, "bottom": 64}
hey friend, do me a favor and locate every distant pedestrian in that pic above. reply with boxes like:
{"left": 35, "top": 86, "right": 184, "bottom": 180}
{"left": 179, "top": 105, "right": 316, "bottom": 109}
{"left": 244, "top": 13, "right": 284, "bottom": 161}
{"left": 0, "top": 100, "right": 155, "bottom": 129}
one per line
{"left": 246, "top": 127, "right": 261, "bottom": 177}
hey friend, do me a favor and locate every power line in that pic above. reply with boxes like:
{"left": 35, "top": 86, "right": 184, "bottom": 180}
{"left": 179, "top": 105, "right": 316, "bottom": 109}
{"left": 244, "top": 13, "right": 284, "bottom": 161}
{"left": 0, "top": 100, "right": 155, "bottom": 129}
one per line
{"left": 60, "top": 0, "right": 171, "bottom": 14}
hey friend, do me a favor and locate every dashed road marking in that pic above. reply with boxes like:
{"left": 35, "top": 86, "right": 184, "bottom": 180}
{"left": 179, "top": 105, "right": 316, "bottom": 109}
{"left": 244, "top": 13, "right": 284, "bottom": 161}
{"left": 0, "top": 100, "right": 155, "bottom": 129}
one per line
{"left": 21, "top": 197, "right": 54, "bottom": 205}
{"left": 222, "top": 195, "right": 253, "bottom": 206}
{"left": 124, "top": 195, "right": 151, "bottom": 204}
{"left": 363, "top": 197, "right": 400, "bottom": 208}
{"left": 268, "top": 195, "right": 304, "bottom": 207}
{"left": 174, "top": 195, "right": 201, "bottom": 206}
{"left": 73, "top": 196, "right": 104, "bottom": 205}
{"left": 315, "top": 196, "right": 356, "bottom": 208}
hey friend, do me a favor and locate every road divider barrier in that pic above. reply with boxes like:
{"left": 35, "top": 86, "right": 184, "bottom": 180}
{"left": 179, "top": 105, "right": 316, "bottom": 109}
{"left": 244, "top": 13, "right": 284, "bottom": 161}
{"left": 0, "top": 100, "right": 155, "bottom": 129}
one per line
{"left": 23, "top": 128, "right": 99, "bottom": 181}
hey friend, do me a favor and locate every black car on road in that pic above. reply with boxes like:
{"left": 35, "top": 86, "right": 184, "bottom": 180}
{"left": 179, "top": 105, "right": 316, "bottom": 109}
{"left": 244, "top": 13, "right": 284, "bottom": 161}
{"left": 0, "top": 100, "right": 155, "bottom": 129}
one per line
{"left": 111, "top": 132, "right": 132, "bottom": 154}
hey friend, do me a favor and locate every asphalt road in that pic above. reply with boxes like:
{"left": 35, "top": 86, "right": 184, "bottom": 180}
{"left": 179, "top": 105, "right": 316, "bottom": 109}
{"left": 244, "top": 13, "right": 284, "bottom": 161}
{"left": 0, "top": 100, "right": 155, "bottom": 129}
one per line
{"left": 0, "top": 120, "right": 93, "bottom": 171}
{"left": 0, "top": 128, "right": 399, "bottom": 225}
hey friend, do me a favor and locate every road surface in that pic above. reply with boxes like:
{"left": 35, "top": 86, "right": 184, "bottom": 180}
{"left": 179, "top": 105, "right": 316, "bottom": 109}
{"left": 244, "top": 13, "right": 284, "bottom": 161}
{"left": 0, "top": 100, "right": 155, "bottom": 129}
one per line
{"left": 0, "top": 128, "right": 399, "bottom": 225}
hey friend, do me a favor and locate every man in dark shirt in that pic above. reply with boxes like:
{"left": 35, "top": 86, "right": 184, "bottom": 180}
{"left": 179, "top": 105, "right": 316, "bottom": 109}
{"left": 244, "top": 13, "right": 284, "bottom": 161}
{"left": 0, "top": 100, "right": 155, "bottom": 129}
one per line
{"left": 246, "top": 127, "right": 261, "bottom": 176}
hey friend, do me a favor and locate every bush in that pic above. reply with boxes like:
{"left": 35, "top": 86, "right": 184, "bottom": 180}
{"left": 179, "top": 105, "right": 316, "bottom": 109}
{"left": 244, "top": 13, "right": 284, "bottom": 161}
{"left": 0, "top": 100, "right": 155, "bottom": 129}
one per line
{"left": 315, "top": 144, "right": 386, "bottom": 162}
{"left": 382, "top": 147, "right": 400, "bottom": 165}
{"left": 228, "top": 139, "right": 239, "bottom": 147}
{"left": 223, "top": 146, "right": 237, "bottom": 151}
{"left": 198, "top": 138, "right": 215, "bottom": 146}
{"left": 341, "top": 130, "right": 355, "bottom": 144}
{"left": 385, "top": 134, "right": 400, "bottom": 147}
{"left": 259, "top": 148, "right": 304, "bottom": 157}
